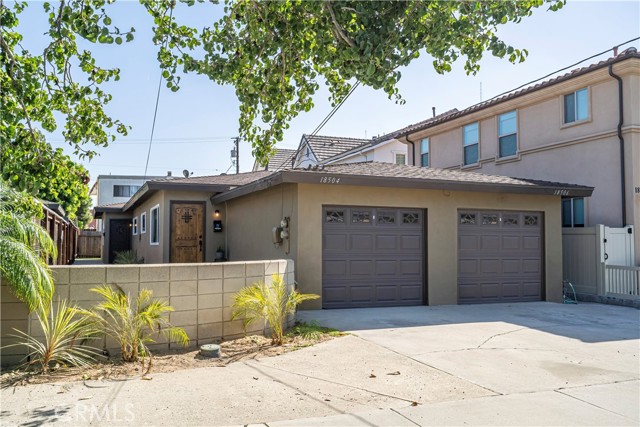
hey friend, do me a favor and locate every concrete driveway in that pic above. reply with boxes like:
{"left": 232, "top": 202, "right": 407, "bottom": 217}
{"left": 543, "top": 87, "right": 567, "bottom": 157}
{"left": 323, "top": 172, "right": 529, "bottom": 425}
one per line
{"left": 1, "top": 302, "right": 638, "bottom": 426}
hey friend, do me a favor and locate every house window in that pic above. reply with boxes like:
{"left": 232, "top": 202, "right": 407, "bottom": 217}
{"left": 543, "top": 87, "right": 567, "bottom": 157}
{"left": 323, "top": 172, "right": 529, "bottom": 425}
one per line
{"left": 395, "top": 153, "right": 406, "bottom": 165}
{"left": 113, "top": 185, "right": 140, "bottom": 197}
{"left": 498, "top": 111, "right": 517, "bottom": 157}
{"left": 463, "top": 122, "right": 479, "bottom": 165}
{"left": 420, "top": 138, "right": 429, "bottom": 167}
{"left": 564, "top": 88, "right": 589, "bottom": 124}
{"left": 132, "top": 216, "right": 138, "bottom": 235}
{"left": 140, "top": 212, "right": 147, "bottom": 234}
{"left": 562, "top": 198, "right": 585, "bottom": 227}
{"left": 150, "top": 205, "right": 160, "bottom": 245}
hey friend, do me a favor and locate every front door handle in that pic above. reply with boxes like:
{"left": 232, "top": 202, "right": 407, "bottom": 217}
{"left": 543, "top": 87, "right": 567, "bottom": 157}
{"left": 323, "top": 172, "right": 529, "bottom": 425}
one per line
{"left": 199, "top": 240, "right": 203, "bottom": 251}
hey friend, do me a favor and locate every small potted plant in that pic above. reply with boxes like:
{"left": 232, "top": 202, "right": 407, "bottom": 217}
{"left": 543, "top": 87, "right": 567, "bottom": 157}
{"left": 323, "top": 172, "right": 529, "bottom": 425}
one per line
{"left": 215, "top": 245, "right": 225, "bottom": 261}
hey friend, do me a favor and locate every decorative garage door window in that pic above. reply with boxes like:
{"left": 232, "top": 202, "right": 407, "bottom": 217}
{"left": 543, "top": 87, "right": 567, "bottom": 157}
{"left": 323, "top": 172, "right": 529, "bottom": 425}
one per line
{"left": 322, "top": 206, "right": 424, "bottom": 309}
{"left": 457, "top": 210, "right": 543, "bottom": 304}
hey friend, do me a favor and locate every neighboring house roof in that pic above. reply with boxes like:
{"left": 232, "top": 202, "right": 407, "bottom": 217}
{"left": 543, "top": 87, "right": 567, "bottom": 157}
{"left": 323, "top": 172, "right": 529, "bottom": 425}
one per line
{"left": 94, "top": 174, "right": 166, "bottom": 180}
{"left": 301, "top": 134, "right": 371, "bottom": 162}
{"left": 92, "top": 202, "right": 127, "bottom": 217}
{"left": 265, "top": 148, "right": 296, "bottom": 171}
{"left": 122, "top": 170, "right": 274, "bottom": 211}
{"left": 212, "top": 161, "right": 593, "bottom": 203}
{"left": 380, "top": 47, "right": 640, "bottom": 141}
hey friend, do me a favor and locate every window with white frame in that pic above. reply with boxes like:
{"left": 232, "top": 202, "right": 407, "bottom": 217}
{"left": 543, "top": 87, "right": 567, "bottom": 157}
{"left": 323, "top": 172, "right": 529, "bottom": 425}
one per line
{"left": 498, "top": 111, "right": 518, "bottom": 157}
{"left": 562, "top": 198, "right": 585, "bottom": 227}
{"left": 395, "top": 153, "right": 406, "bottom": 165}
{"left": 140, "top": 212, "right": 147, "bottom": 234}
{"left": 150, "top": 205, "right": 160, "bottom": 245}
{"left": 420, "top": 138, "right": 429, "bottom": 167}
{"left": 564, "top": 88, "right": 589, "bottom": 124}
{"left": 463, "top": 122, "right": 479, "bottom": 165}
{"left": 132, "top": 216, "right": 138, "bottom": 235}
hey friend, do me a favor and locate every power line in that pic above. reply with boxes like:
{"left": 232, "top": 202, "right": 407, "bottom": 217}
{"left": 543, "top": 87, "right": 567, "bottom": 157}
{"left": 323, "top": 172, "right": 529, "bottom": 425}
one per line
{"left": 143, "top": 5, "right": 174, "bottom": 180}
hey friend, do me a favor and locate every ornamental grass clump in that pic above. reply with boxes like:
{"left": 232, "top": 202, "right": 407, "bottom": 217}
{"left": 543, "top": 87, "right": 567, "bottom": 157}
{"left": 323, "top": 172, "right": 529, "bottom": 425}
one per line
{"left": 4, "top": 299, "right": 101, "bottom": 374}
{"left": 232, "top": 274, "right": 319, "bottom": 345}
{"left": 82, "top": 285, "right": 189, "bottom": 368}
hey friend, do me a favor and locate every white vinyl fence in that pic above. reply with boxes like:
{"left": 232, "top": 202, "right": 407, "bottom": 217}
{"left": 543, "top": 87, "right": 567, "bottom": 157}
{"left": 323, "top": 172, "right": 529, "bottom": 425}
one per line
{"left": 563, "top": 225, "right": 637, "bottom": 301}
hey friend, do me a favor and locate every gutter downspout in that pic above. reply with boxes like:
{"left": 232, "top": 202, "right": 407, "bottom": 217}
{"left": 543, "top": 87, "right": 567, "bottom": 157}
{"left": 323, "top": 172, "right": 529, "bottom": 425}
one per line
{"left": 405, "top": 134, "right": 417, "bottom": 166}
{"left": 608, "top": 63, "right": 627, "bottom": 226}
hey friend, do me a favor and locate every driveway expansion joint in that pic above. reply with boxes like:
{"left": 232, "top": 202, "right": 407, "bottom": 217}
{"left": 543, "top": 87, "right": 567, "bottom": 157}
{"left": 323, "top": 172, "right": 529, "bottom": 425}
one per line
{"left": 553, "top": 388, "right": 639, "bottom": 422}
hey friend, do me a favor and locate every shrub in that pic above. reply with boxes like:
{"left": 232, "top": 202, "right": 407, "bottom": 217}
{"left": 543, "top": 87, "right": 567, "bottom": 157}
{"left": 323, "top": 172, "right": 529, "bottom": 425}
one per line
{"left": 4, "top": 299, "right": 101, "bottom": 374}
{"left": 231, "top": 274, "right": 319, "bottom": 345}
{"left": 287, "top": 321, "right": 343, "bottom": 340}
{"left": 82, "top": 285, "right": 189, "bottom": 368}
{"left": 113, "top": 250, "right": 144, "bottom": 264}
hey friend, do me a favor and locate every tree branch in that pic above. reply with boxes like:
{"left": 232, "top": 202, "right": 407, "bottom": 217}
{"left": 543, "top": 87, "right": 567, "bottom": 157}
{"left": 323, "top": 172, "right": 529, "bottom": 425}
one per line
{"left": 324, "top": 1, "right": 355, "bottom": 48}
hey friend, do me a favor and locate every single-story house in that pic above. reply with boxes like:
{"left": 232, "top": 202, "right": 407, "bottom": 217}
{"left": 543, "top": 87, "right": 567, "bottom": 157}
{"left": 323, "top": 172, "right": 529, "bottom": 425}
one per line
{"left": 94, "top": 162, "right": 592, "bottom": 309}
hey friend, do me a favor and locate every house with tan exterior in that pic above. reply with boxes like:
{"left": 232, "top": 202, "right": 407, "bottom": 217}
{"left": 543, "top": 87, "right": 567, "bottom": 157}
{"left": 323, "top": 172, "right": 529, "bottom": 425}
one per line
{"left": 96, "top": 162, "right": 592, "bottom": 308}
{"left": 374, "top": 48, "right": 640, "bottom": 264}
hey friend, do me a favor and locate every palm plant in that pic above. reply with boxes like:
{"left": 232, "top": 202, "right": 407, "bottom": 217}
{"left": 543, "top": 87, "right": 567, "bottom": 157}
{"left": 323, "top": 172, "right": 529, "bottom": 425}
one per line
{"left": 83, "top": 285, "right": 189, "bottom": 366}
{"left": 232, "top": 274, "right": 319, "bottom": 345}
{"left": 114, "top": 250, "right": 144, "bottom": 264}
{"left": 4, "top": 299, "right": 101, "bottom": 374}
{"left": 0, "top": 181, "right": 56, "bottom": 311}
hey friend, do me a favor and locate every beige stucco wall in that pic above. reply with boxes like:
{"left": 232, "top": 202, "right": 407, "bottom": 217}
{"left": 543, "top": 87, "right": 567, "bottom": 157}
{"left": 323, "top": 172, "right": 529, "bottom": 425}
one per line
{"left": 130, "top": 190, "right": 164, "bottom": 264}
{"left": 1, "top": 260, "right": 294, "bottom": 367}
{"left": 222, "top": 184, "right": 298, "bottom": 263}
{"left": 290, "top": 183, "right": 562, "bottom": 309}
{"left": 406, "top": 58, "right": 639, "bottom": 264}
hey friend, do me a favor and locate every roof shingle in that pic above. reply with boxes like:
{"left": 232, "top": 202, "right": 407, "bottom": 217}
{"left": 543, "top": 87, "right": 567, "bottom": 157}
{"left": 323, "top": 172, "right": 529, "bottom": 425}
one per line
{"left": 304, "top": 134, "right": 371, "bottom": 161}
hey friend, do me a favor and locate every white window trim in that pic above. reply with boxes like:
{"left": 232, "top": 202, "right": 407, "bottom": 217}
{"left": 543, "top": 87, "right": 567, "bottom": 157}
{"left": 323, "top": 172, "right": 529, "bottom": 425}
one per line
{"left": 420, "top": 138, "right": 430, "bottom": 168}
{"left": 462, "top": 122, "right": 480, "bottom": 166}
{"left": 561, "top": 87, "right": 591, "bottom": 128}
{"left": 150, "top": 204, "right": 160, "bottom": 246}
{"left": 140, "top": 212, "right": 147, "bottom": 234}
{"left": 132, "top": 216, "right": 138, "bottom": 235}
{"left": 497, "top": 110, "right": 518, "bottom": 159}
{"left": 393, "top": 151, "right": 406, "bottom": 165}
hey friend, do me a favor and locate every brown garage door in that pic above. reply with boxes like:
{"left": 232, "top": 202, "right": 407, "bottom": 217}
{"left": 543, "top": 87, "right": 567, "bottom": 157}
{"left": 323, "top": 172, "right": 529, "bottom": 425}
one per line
{"left": 458, "top": 210, "right": 543, "bottom": 304}
{"left": 322, "top": 206, "right": 424, "bottom": 309}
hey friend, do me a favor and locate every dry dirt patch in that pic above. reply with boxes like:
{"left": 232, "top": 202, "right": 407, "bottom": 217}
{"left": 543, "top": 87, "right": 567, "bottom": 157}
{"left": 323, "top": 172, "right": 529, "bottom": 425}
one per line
{"left": 2, "top": 331, "right": 344, "bottom": 386}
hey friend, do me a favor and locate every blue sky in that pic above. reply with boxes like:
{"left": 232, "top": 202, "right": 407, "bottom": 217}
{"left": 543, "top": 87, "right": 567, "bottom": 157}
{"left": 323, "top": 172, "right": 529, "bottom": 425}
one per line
{"left": 17, "top": 1, "right": 640, "bottom": 182}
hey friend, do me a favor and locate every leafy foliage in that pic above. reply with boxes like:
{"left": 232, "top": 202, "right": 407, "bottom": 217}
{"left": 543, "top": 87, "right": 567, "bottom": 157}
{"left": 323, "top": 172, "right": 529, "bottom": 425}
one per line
{"left": 0, "top": 181, "right": 56, "bottom": 312}
{"left": 1, "top": 0, "right": 564, "bottom": 167}
{"left": 114, "top": 249, "right": 144, "bottom": 264}
{"left": 232, "top": 274, "right": 319, "bottom": 345}
{"left": 1, "top": 131, "right": 92, "bottom": 227}
{"left": 82, "top": 285, "right": 189, "bottom": 367}
{"left": 4, "top": 299, "right": 102, "bottom": 374}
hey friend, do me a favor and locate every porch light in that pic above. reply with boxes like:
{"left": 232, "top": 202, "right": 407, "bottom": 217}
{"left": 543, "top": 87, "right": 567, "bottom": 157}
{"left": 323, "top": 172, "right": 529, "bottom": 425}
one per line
{"left": 214, "top": 210, "right": 220, "bottom": 218}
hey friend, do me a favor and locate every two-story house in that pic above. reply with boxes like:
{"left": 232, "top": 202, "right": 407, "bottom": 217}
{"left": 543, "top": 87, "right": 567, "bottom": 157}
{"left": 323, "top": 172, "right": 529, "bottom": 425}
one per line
{"left": 253, "top": 134, "right": 411, "bottom": 172}
{"left": 375, "top": 47, "right": 639, "bottom": 265}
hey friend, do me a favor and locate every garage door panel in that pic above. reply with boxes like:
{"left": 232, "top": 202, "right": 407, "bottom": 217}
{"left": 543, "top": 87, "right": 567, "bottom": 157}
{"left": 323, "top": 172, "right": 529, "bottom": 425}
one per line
{"left": 324, "top": 260, "right": 347, "bottom": 276}
{"left": 400, "top": 235, "right": 421, "bottom": 250}
{"left": 350, "top": 260, "right": 373, "bottom": 276}
{"left": 350, "top": 234, "right": 373, "bottom": 250}
{"left": 323, "top": 206, "right": 424, "bottom": 308}
{"left": 523, "top": 236, "right": 541, "bottom": 250}
{"left": 458, "top": 210, "right": 542, "bottom": 304}
{"left": 375, "top": 260, "right": 397, "bottom": 275}
{"left": 324, "top": 234, "right": 347, "bottom": 251}
{"left": 376, "top": 235, "right": 397, "bottom": 250}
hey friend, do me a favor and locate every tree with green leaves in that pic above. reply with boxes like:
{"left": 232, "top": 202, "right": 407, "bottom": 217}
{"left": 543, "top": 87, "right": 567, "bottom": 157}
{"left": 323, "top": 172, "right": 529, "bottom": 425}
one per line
{"left": 0, "top": 0, "right": 564, "bottom": 166}
{"left": 1, "top": 131, "right": 92, "bottom": 227}
{"left": 0, "top": 181, "right": 56, "bottom": 312}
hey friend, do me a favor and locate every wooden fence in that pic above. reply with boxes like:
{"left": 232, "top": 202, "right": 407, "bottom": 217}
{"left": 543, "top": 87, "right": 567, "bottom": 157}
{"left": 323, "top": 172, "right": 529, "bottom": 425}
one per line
{"left": 77, "top": 230, "right": 102, "bottom": 258}
{"left": 41, "top": 203, "right": 78, "bottom": 265}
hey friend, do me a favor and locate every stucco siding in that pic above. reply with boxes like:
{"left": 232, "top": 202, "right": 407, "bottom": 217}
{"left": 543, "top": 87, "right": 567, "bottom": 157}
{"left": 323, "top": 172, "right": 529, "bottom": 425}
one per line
{"left": 224, "top": 184, "right": 298, "bottom": 264}
{"left": 131, "top": 191, "right": 164, "bottom": 264}
{"left": 295, "top": 183, "right": 562, "bottom": 309}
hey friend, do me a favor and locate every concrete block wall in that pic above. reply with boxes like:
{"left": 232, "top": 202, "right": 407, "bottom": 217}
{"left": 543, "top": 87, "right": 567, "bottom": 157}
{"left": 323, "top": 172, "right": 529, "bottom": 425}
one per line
{"left": 1, "top": 260, "right": 294, "bottom": 367}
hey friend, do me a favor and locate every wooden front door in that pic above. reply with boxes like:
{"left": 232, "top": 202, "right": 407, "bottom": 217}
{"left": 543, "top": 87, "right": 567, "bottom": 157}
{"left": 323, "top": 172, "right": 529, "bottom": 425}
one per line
{"left": 170, "top": 202, "right": 205, "bottom": 263}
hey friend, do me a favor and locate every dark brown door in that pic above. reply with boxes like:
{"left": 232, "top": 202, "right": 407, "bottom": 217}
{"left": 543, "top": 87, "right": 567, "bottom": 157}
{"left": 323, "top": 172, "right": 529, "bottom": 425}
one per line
{"left": 458, "top": 210, "right": 543, "bottom": 304}
{"left": 322, "top": 206, "right": 424, "bottom": 309}
{"left": 108, "top": 219, "right": 132, "bottom": 263}
{"left": 170, "top": 202, "right": 205, "bottom": 263}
